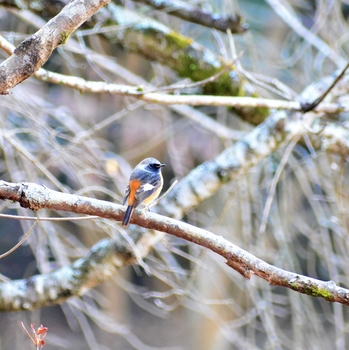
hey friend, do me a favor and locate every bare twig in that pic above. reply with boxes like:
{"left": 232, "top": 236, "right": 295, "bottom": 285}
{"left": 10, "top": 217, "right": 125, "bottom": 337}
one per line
{"left": 133, "top": 0, "right": 249, "bottom": 33}
{"left": 265, "top": 0, "right": 346, "bottom": 67}
{"left": 0, "top": 218, "right": 39, "bottom": 259}
{"left": 144, "top": 62, "right": 237, "bottom": 94}
{"left": 0, "top": 213, "right": 100, "bottom": 221}
{"left": 301, "top": 61, "right": 349, "bottom": 112}
{"left": 1, "top": 35, "right": 346, "bottom": 114}
{"left": 259, "top": 135, "right": 301, "bottom": 234}
{"left": 148, "top": 179, "right": 178, "bottom": 208}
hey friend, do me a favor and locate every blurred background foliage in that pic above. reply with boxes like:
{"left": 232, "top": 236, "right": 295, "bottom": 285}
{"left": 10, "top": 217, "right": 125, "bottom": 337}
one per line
{"left": 0, "top": 0, "right": 349, "bottom": 349}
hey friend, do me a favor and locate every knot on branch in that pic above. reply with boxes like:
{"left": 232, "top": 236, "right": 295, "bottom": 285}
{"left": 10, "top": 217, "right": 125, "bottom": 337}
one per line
{"left": 226, "top": 258, "right": 253, "bottom": 279}
{"left": 19, "top": 183, "right": 46, "bottom": 211}
{"left": 14, "top": 35, "right": 41, "bottom": 56}
{"left": 14, "top": 35, "right": 42, "bottom": 76}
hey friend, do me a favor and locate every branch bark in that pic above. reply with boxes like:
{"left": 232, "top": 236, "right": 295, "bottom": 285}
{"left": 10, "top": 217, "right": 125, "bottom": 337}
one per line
{"left": 0, "top": 73, "right": 347, "bottom": 311}
{"left": 133, "top": 0, "right": 249, "bottom": 33}
{"left": 0, "top": 180, "right": 348, "bottom": 311}
{"left": 0, "top": 0, "right": 269, "bottom": 124}
{"left": 0, "top": 1, "right": 348, "bottom": 312}
{"left": 0, "top": 0, "right": 110, "bottom": 94}
{"left": 1, "top": 33, "right": 348, "bottom": 114}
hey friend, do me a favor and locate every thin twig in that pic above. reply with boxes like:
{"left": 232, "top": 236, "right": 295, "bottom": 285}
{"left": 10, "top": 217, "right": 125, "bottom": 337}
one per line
{"left": 0, "top": 35, "right": 347, "bottom": 113}
{"left": 0, "top": 273, "right": 11, "bottom": 283}
{"left": 133, "top": 0, "right": 249, "bottom": 33}
{"left": 150, "top": 53, "right": 243, "bottom": 94}
{"left": 0, "top": 218, "right": 39, "bottom": 259}
{"left": 0, "top": 213, "right": 100, "bottom": 221}
{"left": 265, "top": 0, "right": 346, "bottom": 67}
{"left": 259, "top": 135, "right": 301, "bottom": 235}
{"left": 301, "top": 61, "right": 349, "bottom": 113}
{"left": 149, "top": 180, "right": 178, "bottom": 208}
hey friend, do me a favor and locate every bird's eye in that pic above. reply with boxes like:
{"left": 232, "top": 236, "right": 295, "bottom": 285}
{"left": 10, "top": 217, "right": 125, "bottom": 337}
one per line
{"left": 150, "top": 163, "right": 160, "bottom": 169}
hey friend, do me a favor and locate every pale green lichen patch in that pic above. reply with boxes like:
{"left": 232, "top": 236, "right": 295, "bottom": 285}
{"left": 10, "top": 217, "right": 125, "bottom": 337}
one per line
{"left": 308, "top": 286, "right": 333, "bottom": 300}
{"left": 59, "top": 32, "right": 70, "bottom": 45}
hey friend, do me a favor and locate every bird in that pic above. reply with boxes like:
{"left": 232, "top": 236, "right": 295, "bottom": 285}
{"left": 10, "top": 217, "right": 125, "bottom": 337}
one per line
{"left": 122, "top": 157, "right": 166, "bottom": 227}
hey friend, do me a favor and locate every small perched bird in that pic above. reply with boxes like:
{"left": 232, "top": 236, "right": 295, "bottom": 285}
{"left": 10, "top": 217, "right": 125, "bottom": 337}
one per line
{"left": 122, "top": 157, "right": 166, "bottom": 227}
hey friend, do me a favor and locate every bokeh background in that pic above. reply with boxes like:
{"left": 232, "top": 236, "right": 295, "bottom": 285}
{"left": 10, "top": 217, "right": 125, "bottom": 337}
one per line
{"left": 1, "top": 0, "right": 349, "bottom": 349}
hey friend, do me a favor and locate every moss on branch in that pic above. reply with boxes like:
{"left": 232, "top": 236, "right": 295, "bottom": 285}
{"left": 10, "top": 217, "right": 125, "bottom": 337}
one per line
{"left": 0, "top": 0, "right": 269, "bottom": 123}
{"left": 95, "top": 3, "right": 268, "bottom": 124}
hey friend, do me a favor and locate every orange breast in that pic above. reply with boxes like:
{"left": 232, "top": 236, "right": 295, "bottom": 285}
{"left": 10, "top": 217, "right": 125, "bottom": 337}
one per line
{"left": 128, "top": 179, "right": 141, "bottom": 206}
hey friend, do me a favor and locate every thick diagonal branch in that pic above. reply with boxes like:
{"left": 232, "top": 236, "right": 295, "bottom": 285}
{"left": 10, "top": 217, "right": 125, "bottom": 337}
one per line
{"left": 0, "top": 180, "right": 349, "bottom": 310}
{"left": 0, "top": 0, "right": 110, "bottom": 94}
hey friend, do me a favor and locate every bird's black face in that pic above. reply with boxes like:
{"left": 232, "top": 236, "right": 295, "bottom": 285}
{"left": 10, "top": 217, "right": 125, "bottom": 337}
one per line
{"left": 149, "top": 162, "right": 166, "bottom": 170}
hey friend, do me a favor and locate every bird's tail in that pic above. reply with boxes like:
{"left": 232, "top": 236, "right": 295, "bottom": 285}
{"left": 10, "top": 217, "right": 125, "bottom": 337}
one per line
{"left": 122, "top": 205, "right": 134, "bottom": 227}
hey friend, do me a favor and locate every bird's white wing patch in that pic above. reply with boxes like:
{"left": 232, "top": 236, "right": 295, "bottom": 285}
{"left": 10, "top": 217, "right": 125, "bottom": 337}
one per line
{"left": 143, "top": 183, "right": 155, "bottom": 191}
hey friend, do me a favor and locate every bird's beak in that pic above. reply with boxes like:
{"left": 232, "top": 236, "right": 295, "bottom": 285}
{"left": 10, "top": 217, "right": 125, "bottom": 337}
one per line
{"left": 160, "top": 164, "right": 166, "bottom": 167}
